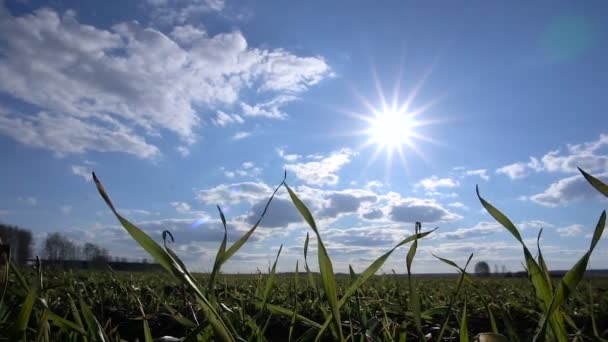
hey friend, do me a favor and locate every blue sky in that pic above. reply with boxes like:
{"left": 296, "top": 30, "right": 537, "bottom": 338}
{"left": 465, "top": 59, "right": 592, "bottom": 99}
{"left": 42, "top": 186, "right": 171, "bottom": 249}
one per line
{"left": 0, "top": 0, "right": 607, "bottom": 273}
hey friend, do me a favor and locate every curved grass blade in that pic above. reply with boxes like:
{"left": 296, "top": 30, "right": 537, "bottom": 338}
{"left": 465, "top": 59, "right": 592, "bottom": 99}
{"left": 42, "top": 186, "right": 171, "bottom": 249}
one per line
{"left": 93, "top": 172, "right": 235, "bottom": 342}
{"left": 12, "top": 287, "right": 37, "bottom": 336}
{"left": 314, "top": 228, "right": 437, "bottom": 340}
{"left": 407, "top": 222, "right": 424, "bottom": 342}
{"left": 534, "top": 210, "right": 606, "bottom": 342}
{"left": 579, "top": 167, "right": 608, "bottom": 197}
{"left": 433, "top": 253, "right": 473, "bottom": 342}
{"left": 477, "top": 185, "right": 565, "bottom": 341}
{"left": 284, "top": 183, "right": 343, "bottom": 341}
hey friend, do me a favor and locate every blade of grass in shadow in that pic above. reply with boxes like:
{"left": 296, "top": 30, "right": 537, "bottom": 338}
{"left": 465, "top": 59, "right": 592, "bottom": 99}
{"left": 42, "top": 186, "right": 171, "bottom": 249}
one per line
{"left": 579, "top": 167, "right": 608, "bottom": 197}
{"left": 284, "top": 183, "right": 343, "bottom": 341}
{"left": 460, "top": 298, "right": 468, "bottom": 342}
{"left": 12, "top": 286, "right": 37, "bottom": 337}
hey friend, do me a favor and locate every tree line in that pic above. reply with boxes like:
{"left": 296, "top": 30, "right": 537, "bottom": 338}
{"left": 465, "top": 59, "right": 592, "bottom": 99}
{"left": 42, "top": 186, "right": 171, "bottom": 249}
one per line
{"left": 0, "top": 223, "right": 110, "bottom": 264}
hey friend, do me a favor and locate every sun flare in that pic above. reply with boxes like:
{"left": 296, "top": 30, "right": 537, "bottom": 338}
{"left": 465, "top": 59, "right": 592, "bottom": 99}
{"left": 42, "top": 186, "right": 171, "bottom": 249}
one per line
{"left": 367, "top": 108, "right": 415, "bottom": 149}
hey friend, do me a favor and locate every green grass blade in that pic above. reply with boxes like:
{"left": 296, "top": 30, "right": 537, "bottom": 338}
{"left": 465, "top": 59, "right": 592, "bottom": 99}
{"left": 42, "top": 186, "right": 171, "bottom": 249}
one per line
{"left": 460, "top": 298, "right": 468, "bottom": 342}
{"left": 579, "top": 167, "right": 608, "bottom": 197}
{"left": 434, "top": 253, "right": 473, "bottom": 342}
{"left": 261, "top": 245, "right": 283, "bottom": 310}
{"left": 314, "top": 229, "right": 437, "bottom": 340}
{"left": 477, "top": 185, "right": 564, "bottom": 340}
{"left": 407, "top": 222, "right": 424, "bottom": 342}
{"left": 12, "top": 287, "right": 37, "bottom": 336}
{"left": 93, "top": 172, "right": 235, "bottom": 342}
{"left": 534, "top": 210, "right": 606, "bottom": 342}
{"left": 47, "top": 312, "right": 88, "bottom": 336}
{"left": 284, "top": 183, "right": 343, "bottom": 341}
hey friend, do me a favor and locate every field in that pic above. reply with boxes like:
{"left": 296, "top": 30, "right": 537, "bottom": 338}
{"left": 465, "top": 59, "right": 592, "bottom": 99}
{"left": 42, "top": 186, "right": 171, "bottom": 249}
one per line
{"left": 1, "top": 168, "right": 607, "bottom": 341}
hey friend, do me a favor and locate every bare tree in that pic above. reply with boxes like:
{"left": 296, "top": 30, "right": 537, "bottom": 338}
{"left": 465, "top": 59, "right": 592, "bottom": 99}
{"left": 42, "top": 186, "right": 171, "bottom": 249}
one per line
{"left": 43, "top": 233, "right": 79, "bottom": 260}
{"left": 83, "top": 242, "right": 109, "bottom": 262}
{"left": 0, "top": 223, "right": 33, "bottom": 264}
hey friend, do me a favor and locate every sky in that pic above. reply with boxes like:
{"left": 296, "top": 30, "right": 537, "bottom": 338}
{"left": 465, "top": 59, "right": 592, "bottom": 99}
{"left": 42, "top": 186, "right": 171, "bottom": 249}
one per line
{"left": 0, "top": 0, "right": 607, "bottom": 274}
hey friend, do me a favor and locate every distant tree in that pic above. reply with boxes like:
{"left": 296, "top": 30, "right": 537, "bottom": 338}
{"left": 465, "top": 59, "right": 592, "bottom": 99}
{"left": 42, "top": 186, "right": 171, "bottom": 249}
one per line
{"left": 43, "top": 233, "right": 79, "bottom": 260}
{"left": 83, "top": 242, "right": 109, "bottom": 262}
{"left": 474, "top": 261, "right": 491, "bottom": 276}
{"left": 0, "top": 223, "right": 33, "bottom": 264}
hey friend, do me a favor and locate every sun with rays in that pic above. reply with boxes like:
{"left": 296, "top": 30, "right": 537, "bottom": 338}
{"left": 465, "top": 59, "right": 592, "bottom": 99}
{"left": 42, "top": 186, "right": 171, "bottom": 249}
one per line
{"left": 353, "top": 89, "right": 439, "bottom": 173}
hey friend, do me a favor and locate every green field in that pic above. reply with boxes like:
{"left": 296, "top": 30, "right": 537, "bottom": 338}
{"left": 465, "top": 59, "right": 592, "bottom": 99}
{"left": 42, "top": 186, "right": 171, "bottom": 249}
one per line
{"left": 1, "top": 169, "right": 607, "bottom": 341}
{"left": 2, "top": 269, "right": 608, "bottom": 341}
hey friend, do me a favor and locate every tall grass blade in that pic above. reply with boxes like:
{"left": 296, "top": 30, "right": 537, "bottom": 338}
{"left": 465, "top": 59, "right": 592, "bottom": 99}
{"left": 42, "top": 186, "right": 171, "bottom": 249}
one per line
{"left": 533, "top": 210, "right": 606, "bottom": 342}
{"left": 284, "top": 183, "right": 343, "bottom": 341}
{"left": 460, "top": 298, "right": 468, "bottom": 342}
{"left": 579, "top": 167, "right": 608, "bottom": 197}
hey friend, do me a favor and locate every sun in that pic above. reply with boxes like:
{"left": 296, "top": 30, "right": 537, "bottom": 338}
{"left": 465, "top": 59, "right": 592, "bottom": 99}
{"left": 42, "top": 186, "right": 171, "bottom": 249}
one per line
{"left": 367, "top": 107, "right": 415, "bottom": 149}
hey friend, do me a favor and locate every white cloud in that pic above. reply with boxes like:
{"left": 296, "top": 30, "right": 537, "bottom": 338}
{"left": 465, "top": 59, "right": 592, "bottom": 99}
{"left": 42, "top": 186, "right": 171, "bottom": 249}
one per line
{"left": 285, "top": 148, "right": 355, "bottom": 186}
{"left": 557, "top": 224, "right": 584, "bottom": 237}
{"left": 147, "top": 0, "right": 226, "bottom": 26}
{"left": 497, "top": 134, "right": 608, "bottom": 179}
{"left": 464, "top": 169, "right": 489, "bottom": 181}
{"left": 276, "top": 148, "right": 301, "bottom": 161}
{"left": 388, "top": 197, "right": 462, "bottom": 224}
{"left": 171, "top": 201, "right": 192, "bottom": 214}
{"left": 240, "top": 95, "right": 297, "bottom": 119}
{"left": 0, "top": 4, "right": 330, "bottom": 158}
{"left": 417, "top": 176, "right": 460, "bottom": 191}
{"left": 496, "top": 157, "right": 542, "bottom": 179}
{"left": 530, "top": 173, "right": 608, "bottom": 207}
{"left": 448, "top": 202, "right": 469, "bottom": 210}
{"left": 439, "top": 221, "right": 502, "bottom": 240}
{"left": 232, "top": 131, "right": 252, "bottom": 140}
{"left": 221, "top": 163, "right": 262, "bottom": 179}
{"left": 176, "top": 145, "right": 190, "bottom": 157}
{"left": 196, "top": 182, "right": 273, "bottom": 205}
{"left": 71, "top": 165, "right": 93, "bottom": 182}
{"left": 212, "top": 111, "right": 244, "bottom": 127}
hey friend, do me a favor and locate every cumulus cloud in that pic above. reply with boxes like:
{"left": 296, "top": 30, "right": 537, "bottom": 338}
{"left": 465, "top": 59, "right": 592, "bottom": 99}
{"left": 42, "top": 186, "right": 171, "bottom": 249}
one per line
{"left": 417, "top": 176, "right": 460, "bottom": 191}
{"left": 318, "top": 190, "right": 377, "bottom": 218}
{"left": 0, "top": 4, "right": 331, "bottom": 158}
{"left": 464, "top": 169, "right": 489, "bottom": 181}
{"left": 529, "top": 173, "right": 608, "bottom": 207}
{"left": 71, "top": 165, "right": 93, "bottom": 182}
{"left": 276, "top": 148, "right": 301, "bottom": 162}
{"left": 496, "top": 134, "right": 608, "bottom": 179}
{"left": 557, "top": 224, "right": 584, "bottom": 237}
{"left": 285, "top": 148, "right": 355, "bottom": 186}
{"left": 246, "top": 197, "right": 302, "bottom": 228}
{"left": 388, "top": 198, "right": 462, "bottom": 224}
{"left": 171, "top": 201, "right": 192, "bottom": 214}
{"left": 496, "top": 157, "right": 542, "bottom": 179}
{"left": 439, "top": 221, "right": 502, "bottom": 240}
{"left": 196, "top": 182, "right": 273, "bottom": 205}
{"left": 221, "top": 162, "right": 263, "bottom": 179}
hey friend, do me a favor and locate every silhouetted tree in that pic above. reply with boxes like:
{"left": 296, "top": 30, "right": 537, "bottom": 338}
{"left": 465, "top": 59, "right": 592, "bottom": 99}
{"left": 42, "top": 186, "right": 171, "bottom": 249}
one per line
{"left": 474, "top": 261, "right": 491, "bottom": 276}
{"left": 43, "top": 233, "right": 80, "bottom": 260}
{"left": 0, "top": 223, "right": 32, "bottom": 264}
{"left": 83, "top": 242, "right": 109, "bottom": 262}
